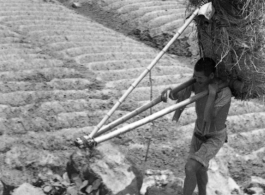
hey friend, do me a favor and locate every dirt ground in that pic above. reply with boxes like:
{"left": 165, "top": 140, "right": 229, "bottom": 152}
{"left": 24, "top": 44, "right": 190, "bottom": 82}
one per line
{"left": 59, "top": 0, "right": 192, "bottom": 57}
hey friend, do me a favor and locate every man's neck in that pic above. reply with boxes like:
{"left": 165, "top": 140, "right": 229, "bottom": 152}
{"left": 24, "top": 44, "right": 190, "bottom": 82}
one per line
{"left": 195, "top": 78, "right": 216, "bottom": 91}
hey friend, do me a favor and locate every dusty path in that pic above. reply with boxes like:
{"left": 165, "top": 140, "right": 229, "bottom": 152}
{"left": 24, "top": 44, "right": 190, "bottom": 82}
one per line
{"left": 0, "top": 0, "right": 264, "bottom": 193}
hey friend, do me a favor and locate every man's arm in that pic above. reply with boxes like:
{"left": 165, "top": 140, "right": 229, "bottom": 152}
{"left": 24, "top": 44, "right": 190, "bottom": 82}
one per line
{"left": 214, "top": 87, "right": 232, "bottom": 112}
{"left": 169, "top": 84, "right": 194, "bottom": 101}
{"left": 213, "top": 87, "right": 232, "bottom": 129}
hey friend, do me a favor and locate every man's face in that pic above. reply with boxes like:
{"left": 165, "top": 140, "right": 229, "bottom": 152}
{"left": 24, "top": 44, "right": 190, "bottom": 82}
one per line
{"left": 193, "top": 71, "right": 213, "bottom": 86}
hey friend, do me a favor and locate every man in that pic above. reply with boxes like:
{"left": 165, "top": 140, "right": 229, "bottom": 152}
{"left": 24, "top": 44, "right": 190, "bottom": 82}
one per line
{"left": 164, "top": 57, "right": 232, "bottom": 195}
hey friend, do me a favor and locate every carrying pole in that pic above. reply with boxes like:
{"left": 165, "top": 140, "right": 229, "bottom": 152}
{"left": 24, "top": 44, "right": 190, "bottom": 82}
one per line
{"left": 94, "top": 91, "right": 207, "bottom": 144}
{"left": 95, "top": 78, "right": 196, "bottom": 137}
{"left": 87, "top": 8, "right": 201, "bottom": 139}
{"left": 93, "top": 83, "right": 227, "bottom": 145}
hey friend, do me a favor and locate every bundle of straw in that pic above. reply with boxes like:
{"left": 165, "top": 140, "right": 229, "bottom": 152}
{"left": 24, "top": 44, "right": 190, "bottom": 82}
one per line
{"left": 188, "top": 0, "right": 265, "bottom": 99}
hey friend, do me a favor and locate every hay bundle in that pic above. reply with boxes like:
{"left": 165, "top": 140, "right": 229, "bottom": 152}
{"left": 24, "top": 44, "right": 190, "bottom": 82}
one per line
{"left": 188, "top": 0, "right": 265, "bottom": 99}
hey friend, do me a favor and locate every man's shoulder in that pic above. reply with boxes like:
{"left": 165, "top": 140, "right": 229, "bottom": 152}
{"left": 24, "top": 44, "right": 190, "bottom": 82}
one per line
{"left": 219, "top": 86, "right": 232, "bottom": 97}
{"left": 215, "top": 86, "right": 232, "bottom": 107}
{"left": 216, "top": 79, "right": 232, "bottom": 96}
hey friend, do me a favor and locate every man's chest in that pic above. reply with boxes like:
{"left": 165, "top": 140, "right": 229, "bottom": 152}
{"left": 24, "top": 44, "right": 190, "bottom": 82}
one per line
{"left": 195, "top": 95, "right": 209, "bottom": 115}
{"left": 194, "top": 85, "right": 214, "bottom": 116}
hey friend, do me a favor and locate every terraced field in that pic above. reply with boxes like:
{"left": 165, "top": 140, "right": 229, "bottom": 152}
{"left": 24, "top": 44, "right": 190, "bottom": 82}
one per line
{"left": 93, "top": 0, "right": 188, "bottom": 34}
{"left": 61, "top": 0, "right": 197, "bottom": 57}
{"left": 0, "top": 0, "right": 264, "bottom": 193}
{"left": 0, "top": 0, "right": 193, "bottom": 185}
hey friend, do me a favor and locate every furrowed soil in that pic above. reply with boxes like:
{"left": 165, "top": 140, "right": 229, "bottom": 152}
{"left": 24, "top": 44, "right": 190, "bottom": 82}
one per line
{"left": 0, "top": 0, "right": 264, "bottom": 194}
{"left": 59, "top": 0, "right": 195, "bottom": 57}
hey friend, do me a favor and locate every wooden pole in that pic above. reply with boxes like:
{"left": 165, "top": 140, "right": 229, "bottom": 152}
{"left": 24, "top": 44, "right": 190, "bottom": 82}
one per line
{"left": 95, "top": 78, "right": 196, "bottom": 137}
{"left": 95, "top": 97, "right": 160, "bottom": 137}
{"left": 94, "top": 83, "right": 227, "bottom": 144}
{"left": 88, "top": 8, "right": 201, "bottom": 139}
{"left": 95, "top": 89, "right": 205, "bottom": 144}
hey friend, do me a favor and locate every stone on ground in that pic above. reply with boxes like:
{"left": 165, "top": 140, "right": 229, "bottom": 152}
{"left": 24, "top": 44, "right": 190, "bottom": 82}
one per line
{"left": 67, "top": 141, "right": 143, "bottom": 195}
{"left": 140, "top": 169, "right": 183, "bottom": 195}
{"left": 250, "top": 176, "right": 265, "bottom": 188}
{"left": 207, "top": 147, "right": 242, "bottom": 195}
{"left": 12, "top": 183, "right": 45, "bottom": 195}
{"left": 242, "top": 176, "right": 265, "bottom": 195}
{"left": 140, "top": 157, "right": 242, "bottom": 195}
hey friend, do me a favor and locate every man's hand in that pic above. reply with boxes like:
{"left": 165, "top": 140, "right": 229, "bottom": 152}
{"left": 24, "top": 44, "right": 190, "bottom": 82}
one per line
{"left": 161, "top": 87, "right": 173, "bottom": 102}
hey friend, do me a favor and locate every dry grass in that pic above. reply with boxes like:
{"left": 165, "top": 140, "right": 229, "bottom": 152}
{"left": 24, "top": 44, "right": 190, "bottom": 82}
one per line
{"left": 187, "top": 0, "right": 265, "bottom": 99}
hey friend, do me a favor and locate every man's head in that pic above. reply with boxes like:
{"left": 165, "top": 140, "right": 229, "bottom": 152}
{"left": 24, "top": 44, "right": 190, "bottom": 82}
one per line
{"left": 193, "top": 57, "right": 216, "bottom": 86}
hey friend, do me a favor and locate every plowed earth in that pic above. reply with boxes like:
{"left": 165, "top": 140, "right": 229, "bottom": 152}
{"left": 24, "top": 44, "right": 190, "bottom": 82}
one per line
{"left": 0, "top": 0, "right": 264, "bottom": 194}
{"left": 59, "top": 0, "right": 196, "bottom": 57}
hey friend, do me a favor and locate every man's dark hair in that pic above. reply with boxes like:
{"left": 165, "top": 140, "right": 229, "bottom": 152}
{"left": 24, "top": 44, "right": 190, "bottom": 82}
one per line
{"left": 194, "top": 57, "right": 216, "bottom": 77}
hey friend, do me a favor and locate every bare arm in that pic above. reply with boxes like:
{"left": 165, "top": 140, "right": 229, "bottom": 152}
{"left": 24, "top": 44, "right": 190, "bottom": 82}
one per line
{"left": 213, "top": 87, "right": 232, "bottom": 129}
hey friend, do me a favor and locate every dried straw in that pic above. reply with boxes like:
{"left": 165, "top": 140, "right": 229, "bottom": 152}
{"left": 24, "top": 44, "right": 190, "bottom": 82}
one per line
{"left": 187, "top": 0, "right": 265, "bottom": 99}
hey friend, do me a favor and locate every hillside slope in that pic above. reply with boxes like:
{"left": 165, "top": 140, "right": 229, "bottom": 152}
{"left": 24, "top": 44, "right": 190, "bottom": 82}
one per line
{"left": 0, "top": 0, "right": 193, "bottom": 186}
{"left": 60, "top": 0, "right": 197, "bottom": 57}
{"left": 0, "top": 0, "right": 264, "bottom": 193}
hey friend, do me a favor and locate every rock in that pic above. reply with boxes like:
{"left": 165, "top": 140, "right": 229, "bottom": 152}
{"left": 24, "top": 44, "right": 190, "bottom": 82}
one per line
{"left": 243, "top": 176, "right": 265, "bottom": 195}
{"left": 31, "top": 178, "right": 44, "bottom": 187}
{"left": 43, "top": 185, "right": 52, "bottom": 193}
{"left": 79, "top": 180, "right": 89, "bottom": 191}
{"left": 91, "top": 179, "right": 101, "bottom": 191}
{"left": 206, "top": 148, "right": 243, "bottom": 195}
{"left": 5, "top": 146, "right": 65, "bottom": 171}
{"left": 140, "top": 169, "right": 183, "bottom": 195}
{"left": 12, "top": 183, "right": 45, "bottom": 195}
{"left": 140, "top": 148, "right": 243, "bottom": 195}
{"left": 145, "top": 182, "right": 183, "bottom": 195}
{"left": 52, "top": 174, "right": 63, "bottom": 182}
{"left": 250, "top": 176, "right": 265, "bottom": 188}
{"left": 61, "top": 181, "right": 70, "bottom": 187}
{"left": 72, "top": 2, "right": 82, "bottom": 8}
{"left": 247, "top": 187, "right": 264, "bottom": 195}
{"left": 67, "top": 142, "right": 143, "bottom": 195}
{"left": 3, "top": 145, "right": 68, "bottom": 186}
{"left": 86, "top": 185, "right": 92, "bottom": 193}
{"left": 140, "top": 176, "right": 156, "bottom": 195}
{"left": 66, "top": 186, "right": 78, "bottom": 195}
{"left": 63, "top": 172, "right": 71, "bottom": 184}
